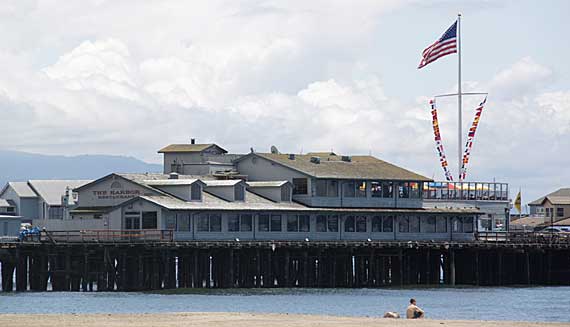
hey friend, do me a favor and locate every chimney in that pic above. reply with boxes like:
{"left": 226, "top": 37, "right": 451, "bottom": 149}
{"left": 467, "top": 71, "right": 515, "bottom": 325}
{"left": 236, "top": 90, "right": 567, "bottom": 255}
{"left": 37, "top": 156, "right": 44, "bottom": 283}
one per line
{"left": 169, "top": 172, "right": 179, "bottom": 179}
{"left": 190, "top": 138, "right": 196, "bottom": 144}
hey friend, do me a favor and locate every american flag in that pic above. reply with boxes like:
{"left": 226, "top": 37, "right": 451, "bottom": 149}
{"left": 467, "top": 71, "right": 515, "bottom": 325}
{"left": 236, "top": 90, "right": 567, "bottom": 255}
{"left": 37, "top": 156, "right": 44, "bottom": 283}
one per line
{"left": 418, "top": 21, "right": 457, "bottom": 69}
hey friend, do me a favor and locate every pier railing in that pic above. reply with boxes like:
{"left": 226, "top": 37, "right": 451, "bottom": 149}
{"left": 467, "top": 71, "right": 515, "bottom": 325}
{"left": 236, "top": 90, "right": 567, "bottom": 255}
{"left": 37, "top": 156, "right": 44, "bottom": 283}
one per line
{"left": 476, "top": 231, "right": 570, "bottom": 244}
{"left": 21, "top": 229, "right": 174, "bottom": 243}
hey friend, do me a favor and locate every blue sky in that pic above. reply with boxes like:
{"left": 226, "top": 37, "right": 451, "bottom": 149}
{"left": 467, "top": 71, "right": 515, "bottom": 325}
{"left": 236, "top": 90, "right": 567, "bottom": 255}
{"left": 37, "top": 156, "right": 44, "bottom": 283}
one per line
{"left": 0, "top": 0, "right": 569, "bottom": 206}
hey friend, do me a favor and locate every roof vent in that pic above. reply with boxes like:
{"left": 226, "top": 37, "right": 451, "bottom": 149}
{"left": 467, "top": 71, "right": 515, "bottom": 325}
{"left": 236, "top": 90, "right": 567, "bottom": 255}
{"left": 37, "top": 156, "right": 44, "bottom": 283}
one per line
{"left": 310, "top": 156, "right": 321, "bottom": 164}
{"left": 190, "top": 138, "right": 196, "bottom": 144}
{"left": 169, "top": 172, "right": 179, "bottom": 179}
{"left": 288, "top": 154, "right": 295, "bottom": 160}
{"left": 341, "top": 155, "right": 352, "bottom": 162}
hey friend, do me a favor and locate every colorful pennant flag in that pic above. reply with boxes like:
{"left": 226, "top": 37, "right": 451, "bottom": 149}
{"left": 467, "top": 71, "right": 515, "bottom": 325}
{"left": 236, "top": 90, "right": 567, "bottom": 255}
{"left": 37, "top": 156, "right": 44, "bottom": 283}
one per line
{"left": 459, "top": 97, "right": 487, "bottom": 181}
{"left": 430, "top": 99, "right": 454, "bottom": 181}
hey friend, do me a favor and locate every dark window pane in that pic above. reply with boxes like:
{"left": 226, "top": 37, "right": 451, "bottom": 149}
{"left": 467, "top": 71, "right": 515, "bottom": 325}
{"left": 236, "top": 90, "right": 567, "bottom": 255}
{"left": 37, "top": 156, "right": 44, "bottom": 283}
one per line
{"left": 398, "top": 182, "right": 410, "bottom": 198}
{"left": 197, "top": 215, "right": 209, "bottom": 232}
{"left": 191, "top": 184, "right": 201, "bottom": 201}
{"left": 299, "top": 215, "right": 310, "bottom": 232}
{"left": 345, "top": 216, "right": 355, "bottom": 232}
{"left": 228, "top": 214, "right": 239, "bottom": 232}
{"left": 316, "top": 215, "right": 326, "bottom": 232}
{"left": 343, "top": 182, "right": 356, "bottom": 197}
{"left": 463, "top": 216, "right": 474, "bottom": 233}
{"left": 177, "top": 213, "right": 190, "bottom": 231}
{"left": 125, "top": 217, "right": 133, "bottom": 230}
{"left": 382, "top": 216, "right": 393, "bottom": 232}
{"left": 327, "top": 180, "right": 338, "bottom": 197}
{"left": 409, "top": 216, "right": 420, "bottom": 233}
{"left": 287, "top": 215, "right": 298, "bottom": 232}
{"left": 292, "top": 178, "right": 308, "bottom": 195}
{"left": 423, "top": 216, "right": 436, "bottom": 233}
{"left": 372, "top": 216, "right": 382, "bottom": 232}
{"left": 316, "top": 180, "right": 327, "bottom": 197}
{"left": 240, "top": 214, "right": 252, "bottom": 232}
{"left": 399, "top": 216, "right": 409, "bottom": 233}
{"left": 410, "top": 182, "right": 420, "bottom": 198}
{"left": 356, "top": 216, "right": 367, "bottom": 232}
{"left": 142, "top": 212, "right": 157, "bottom": 229}
{"left": 234, "top": 186, "right": 245, "bottom": 201}
{"left": 271, "top": 215, "right": 282, "bottom": 232}
{"left": 436, "top": 217, "right": 447, "bottom": 233}
{"left": 259, "top": 214, "right": 269, "bottom": 232}
{"left": 210, "top": 214, "right": 221, "bottom": 232}
{"left": 328, "top": 216, "right": 339, "bottom": 232}
{"left": 382, "top": 182, "right": 393, "bottom": 198}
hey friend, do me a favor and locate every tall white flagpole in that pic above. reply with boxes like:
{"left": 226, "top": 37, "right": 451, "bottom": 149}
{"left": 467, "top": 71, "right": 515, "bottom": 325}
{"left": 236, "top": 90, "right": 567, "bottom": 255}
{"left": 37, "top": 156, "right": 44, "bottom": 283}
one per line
{"left": 457, "top": 13, "right": 463, "bottom": 181}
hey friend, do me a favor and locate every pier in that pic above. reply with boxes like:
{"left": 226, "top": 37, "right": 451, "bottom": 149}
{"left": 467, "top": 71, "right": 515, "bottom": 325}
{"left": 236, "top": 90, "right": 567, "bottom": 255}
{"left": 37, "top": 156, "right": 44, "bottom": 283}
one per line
{"left": 1, "top": 231, "right": 569, "bottom": 292}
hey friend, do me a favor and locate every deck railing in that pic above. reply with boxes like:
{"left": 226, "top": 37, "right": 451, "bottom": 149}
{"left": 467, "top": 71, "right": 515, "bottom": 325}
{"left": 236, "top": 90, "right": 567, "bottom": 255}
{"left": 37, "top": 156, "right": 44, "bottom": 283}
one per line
{"left": 21, "top": 229, "right": 174, "bottom": 243}
{"left": 476, "top": 231, "right": 570, "bottom": 244}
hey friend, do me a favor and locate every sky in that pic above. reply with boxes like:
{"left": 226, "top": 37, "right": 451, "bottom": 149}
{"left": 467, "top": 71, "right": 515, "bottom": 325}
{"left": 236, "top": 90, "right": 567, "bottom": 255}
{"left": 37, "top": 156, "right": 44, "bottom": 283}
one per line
{"left": 0, "top": 0, "right": 569, "bottom": 207}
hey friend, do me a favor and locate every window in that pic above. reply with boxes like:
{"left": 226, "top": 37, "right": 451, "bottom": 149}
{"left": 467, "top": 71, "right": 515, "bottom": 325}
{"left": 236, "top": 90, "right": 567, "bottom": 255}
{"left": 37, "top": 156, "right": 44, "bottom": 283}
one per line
{"left": 371, "top": 182, "right": 382, "bottom": 198}
{"left": 228, "top": 214, "right": 240, "bottom": 232}
{"left": 409, "top": 182, "right": 421, "bottom": 198}
{"left": 463, "top": 217, "right": 474, "bottom": 233}
{"left": 436, "top": 216, "right": 447, "bottom": 233}
{"left": 399, "top": 216, "right": 409, "bottom": 233}
{"left": 197, "top": 213, "right": 221, "bottom": 232}
{"left": 343, "top": 181, "right": 356, "bottom": 197}
{"left": 356, "top": 181, "right": 366, "bottom": 198}
{"left": 345, "top": 215, "right": 366, "bottom": 232}
{"left": 382, "top": 182, "right": 393, "bottom": 198}
{"left": 240, "top": 214, "right": 253, "bottom": 231}
{"left": 125, "top": 213, "right": 140, "bottom": 230}
{"left": 557, "top": 208, "right": 565, "bottom": 217}
{"left": 234, "top": 186, "right": 245, "bottom": 201}
{"left": 422, "top": 216, "right": 436, "bottom": 233}
{"left": 190, "top": 184, "right": 202, "bottom": 201}
{"left": 317, "top": 215, "right": 339, "bottom": 232}
{"left": 292, "top": 178, "right": 308, "bottom": 195}
{"left": 287, "top": 214, "right": 310, "bottom": 232}
{"left": 2, "top": 222, "right": 7, "bottom": 236}
{"left": 316, "top": 180, "right": 338, "bottom": 197}
{"left": 6, "top": 207, "right": 14, "bottom": 213}
{"left": 398, "top": 182, "right": 410, "bottom": 198}
{"left": 48, "top": 206, "right": 64, "bottom": 220}
{"left": 382, "top": 216, "right": 393, "bottom": 232}
{"left": 372, "top": 216, "right": 382, "bottom": 232}
{"left": 177, "top": 213, "right": 190, "bottom": 231}
{"left": 259, "top": 214, "right": 269, "bottom": 232}
{"left": 409, "top": 216, "right": 420, "bottom": 233}
{"left": 452, "top": 217, "right": 463, "bottom": 233}
{"left": 142, "top": 212, "right": 158, "bottom": 229}
{"left": 281, "top": 185, "right": 291, "bottom": 202}
{"left": 270, "top": 215, "right": 282, "bottom": 232}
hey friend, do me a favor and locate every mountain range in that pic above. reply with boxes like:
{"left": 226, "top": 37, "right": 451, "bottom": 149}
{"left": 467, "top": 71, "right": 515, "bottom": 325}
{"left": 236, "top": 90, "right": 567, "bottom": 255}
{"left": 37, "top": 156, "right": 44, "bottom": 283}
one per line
{"left": 0, "top": 150, "right": 162, "bottom": 187}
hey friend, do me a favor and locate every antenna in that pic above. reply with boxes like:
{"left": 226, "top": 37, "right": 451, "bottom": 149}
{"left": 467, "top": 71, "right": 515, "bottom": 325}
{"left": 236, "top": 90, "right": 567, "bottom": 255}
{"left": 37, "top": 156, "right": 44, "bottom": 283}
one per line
{"left": 270, "top": 145, "right": 279, "bottom": 154}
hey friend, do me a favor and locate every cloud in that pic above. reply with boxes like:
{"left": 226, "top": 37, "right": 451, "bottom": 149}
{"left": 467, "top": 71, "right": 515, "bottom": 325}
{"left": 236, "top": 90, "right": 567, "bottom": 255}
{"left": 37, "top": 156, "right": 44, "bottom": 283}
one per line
{"left": 489, "top": 57, "right": 552, "bottom": 100}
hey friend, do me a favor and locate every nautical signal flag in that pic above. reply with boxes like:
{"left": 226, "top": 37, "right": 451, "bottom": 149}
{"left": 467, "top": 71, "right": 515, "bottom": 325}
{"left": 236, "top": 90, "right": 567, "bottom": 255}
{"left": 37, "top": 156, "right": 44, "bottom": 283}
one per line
{"left": 418, "top": 20, "right": 458, "bottom": 69}
{"left": 514, "top": 191, "right": 522, "bottom": 214}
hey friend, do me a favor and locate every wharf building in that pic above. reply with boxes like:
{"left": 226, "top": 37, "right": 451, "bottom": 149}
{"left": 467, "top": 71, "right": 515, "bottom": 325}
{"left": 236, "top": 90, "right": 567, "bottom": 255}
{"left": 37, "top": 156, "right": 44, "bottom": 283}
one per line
{"left": 16, "top": 140, "right": 510, "bottom": 242}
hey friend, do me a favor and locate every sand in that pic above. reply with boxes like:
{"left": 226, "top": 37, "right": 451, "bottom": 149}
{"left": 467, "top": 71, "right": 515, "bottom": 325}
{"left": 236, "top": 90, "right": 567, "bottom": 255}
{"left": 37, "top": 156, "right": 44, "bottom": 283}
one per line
{"left": 0, "top": 312, "right": 567, "bottom": 327}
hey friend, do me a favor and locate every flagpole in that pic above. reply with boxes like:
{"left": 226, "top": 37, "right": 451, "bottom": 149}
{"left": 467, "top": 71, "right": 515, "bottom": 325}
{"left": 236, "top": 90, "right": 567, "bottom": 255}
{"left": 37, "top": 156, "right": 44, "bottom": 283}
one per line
{"left": 457, "top": 13, "right": 463, "bottom": 181}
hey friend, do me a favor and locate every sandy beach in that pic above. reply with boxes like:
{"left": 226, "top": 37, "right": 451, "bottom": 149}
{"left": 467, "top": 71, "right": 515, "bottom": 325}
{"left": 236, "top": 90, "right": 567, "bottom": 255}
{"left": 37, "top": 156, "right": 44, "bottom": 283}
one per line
{"left": 0, "top": 312, "right": 567, "bottom": 327}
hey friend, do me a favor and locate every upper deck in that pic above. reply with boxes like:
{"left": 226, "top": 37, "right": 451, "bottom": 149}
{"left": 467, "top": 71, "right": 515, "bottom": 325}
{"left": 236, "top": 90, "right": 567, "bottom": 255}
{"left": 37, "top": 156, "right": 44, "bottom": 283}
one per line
{"left": 423, "top": 181, "right": 509, "bottom": 202}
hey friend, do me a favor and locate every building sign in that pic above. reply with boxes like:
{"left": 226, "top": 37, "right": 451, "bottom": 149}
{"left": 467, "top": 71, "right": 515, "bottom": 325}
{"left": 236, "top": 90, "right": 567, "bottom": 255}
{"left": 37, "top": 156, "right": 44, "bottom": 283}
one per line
{"left": 92, "top": 189, "right": 141, "bottom": 200}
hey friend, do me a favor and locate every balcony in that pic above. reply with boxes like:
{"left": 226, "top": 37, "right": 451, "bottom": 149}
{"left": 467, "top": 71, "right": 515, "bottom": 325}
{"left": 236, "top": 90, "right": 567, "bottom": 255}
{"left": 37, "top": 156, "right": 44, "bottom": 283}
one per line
{"left": 423, "top": 181, "right": 509, "bottom": 202}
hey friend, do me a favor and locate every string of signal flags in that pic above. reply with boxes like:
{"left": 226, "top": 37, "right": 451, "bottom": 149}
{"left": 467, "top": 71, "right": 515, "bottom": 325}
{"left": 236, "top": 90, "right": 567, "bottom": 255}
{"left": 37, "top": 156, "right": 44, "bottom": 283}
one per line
{"left": 418, "top": 13, "right": 489, "bottom": 182}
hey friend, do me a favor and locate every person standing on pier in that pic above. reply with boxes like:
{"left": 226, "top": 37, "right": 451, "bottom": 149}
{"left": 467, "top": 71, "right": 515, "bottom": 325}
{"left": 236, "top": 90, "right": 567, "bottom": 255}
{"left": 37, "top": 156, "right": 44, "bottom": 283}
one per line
{"left": 406, "top": 299, "right": 425, "bottom": 319}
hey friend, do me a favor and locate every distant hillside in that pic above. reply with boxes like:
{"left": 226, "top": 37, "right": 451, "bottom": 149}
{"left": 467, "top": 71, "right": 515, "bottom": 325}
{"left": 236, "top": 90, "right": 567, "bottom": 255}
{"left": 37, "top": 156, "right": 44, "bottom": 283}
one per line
{"left": 0, "top": 150, "right": 162, "bottom": 186}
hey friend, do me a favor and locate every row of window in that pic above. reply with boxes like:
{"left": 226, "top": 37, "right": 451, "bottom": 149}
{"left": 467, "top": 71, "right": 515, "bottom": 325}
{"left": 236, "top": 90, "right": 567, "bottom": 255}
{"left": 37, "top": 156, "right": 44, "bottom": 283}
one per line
{"left": 124, "top": 211, "right": 158, "bottom": 229}
{"left": 545, "top": 207, "right": 565, "bottom": 218}
{"left": 293, "top": 178, "right": 421, "bottom": 199}
{"left": 169, "top": 213, "right": 473, "bottom": 233}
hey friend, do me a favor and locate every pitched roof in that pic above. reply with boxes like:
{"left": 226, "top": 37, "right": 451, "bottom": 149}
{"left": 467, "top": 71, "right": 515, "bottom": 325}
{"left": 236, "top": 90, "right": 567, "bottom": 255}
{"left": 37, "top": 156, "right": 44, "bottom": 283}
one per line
{"left": 203, "top": 180, "right": 244, "bottom": 187}
{"left": 247, "top": 181, "right": 290, "bottom": 188}
{"left": 28, "top": 180, "right": 92, "bottom": 206}
{"left": 237, "top": 153, "right": 431, "bottom": 181}
{"left": 0, "top": 199, "right": 11, "bottom": 207}
{"left": 157, "top": 143, "right": 227, "bottom": 154}
{"left": 4, "top": 182, "right": 37, "bottom": 198}
{"left": 529, "top": 188, "right": 570, "bottom": 205}
{"left": 553, "top": 217, "right": 570, "bottom": 226}
{"left": 510, "top": 217, "right": 544, "bottom": 227}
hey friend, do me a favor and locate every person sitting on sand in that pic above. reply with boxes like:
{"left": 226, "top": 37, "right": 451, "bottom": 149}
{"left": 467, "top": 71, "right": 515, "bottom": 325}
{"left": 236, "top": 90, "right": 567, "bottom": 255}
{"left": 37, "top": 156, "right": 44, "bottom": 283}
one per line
{"left": 406, "top": 298, "right": 425, "bottom": 319}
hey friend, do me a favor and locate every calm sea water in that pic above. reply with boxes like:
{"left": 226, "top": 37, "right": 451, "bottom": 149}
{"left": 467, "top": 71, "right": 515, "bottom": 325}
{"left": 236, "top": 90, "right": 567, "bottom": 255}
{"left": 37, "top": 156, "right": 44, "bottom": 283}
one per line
{"left": 0, "top": 287, "right": 569, "bottom": 322}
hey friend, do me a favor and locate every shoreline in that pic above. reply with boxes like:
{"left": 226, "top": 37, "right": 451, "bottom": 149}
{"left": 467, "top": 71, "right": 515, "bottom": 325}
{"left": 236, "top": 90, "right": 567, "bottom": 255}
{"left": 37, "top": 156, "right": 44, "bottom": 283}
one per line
{"left": 0, "top": 312, "right": 568, "bottom": 327}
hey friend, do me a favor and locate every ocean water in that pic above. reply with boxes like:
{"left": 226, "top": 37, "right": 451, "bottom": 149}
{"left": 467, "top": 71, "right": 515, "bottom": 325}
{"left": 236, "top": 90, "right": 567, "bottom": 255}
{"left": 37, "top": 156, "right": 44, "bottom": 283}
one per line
{"left": 0, "top": 287, "right": 569, "bottom": 322}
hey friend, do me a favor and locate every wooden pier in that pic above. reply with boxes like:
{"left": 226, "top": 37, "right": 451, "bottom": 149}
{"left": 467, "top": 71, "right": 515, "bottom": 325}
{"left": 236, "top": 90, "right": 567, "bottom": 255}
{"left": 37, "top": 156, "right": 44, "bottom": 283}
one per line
{"left": 1, "top": 231, "right": 569, "bottom": 292}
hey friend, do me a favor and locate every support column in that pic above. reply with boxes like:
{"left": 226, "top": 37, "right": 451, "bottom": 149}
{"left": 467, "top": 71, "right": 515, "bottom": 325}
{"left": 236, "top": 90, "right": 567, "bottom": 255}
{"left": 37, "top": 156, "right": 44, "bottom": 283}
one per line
{"left": 449, "top": 249, "right": 456, "bottom": 286}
